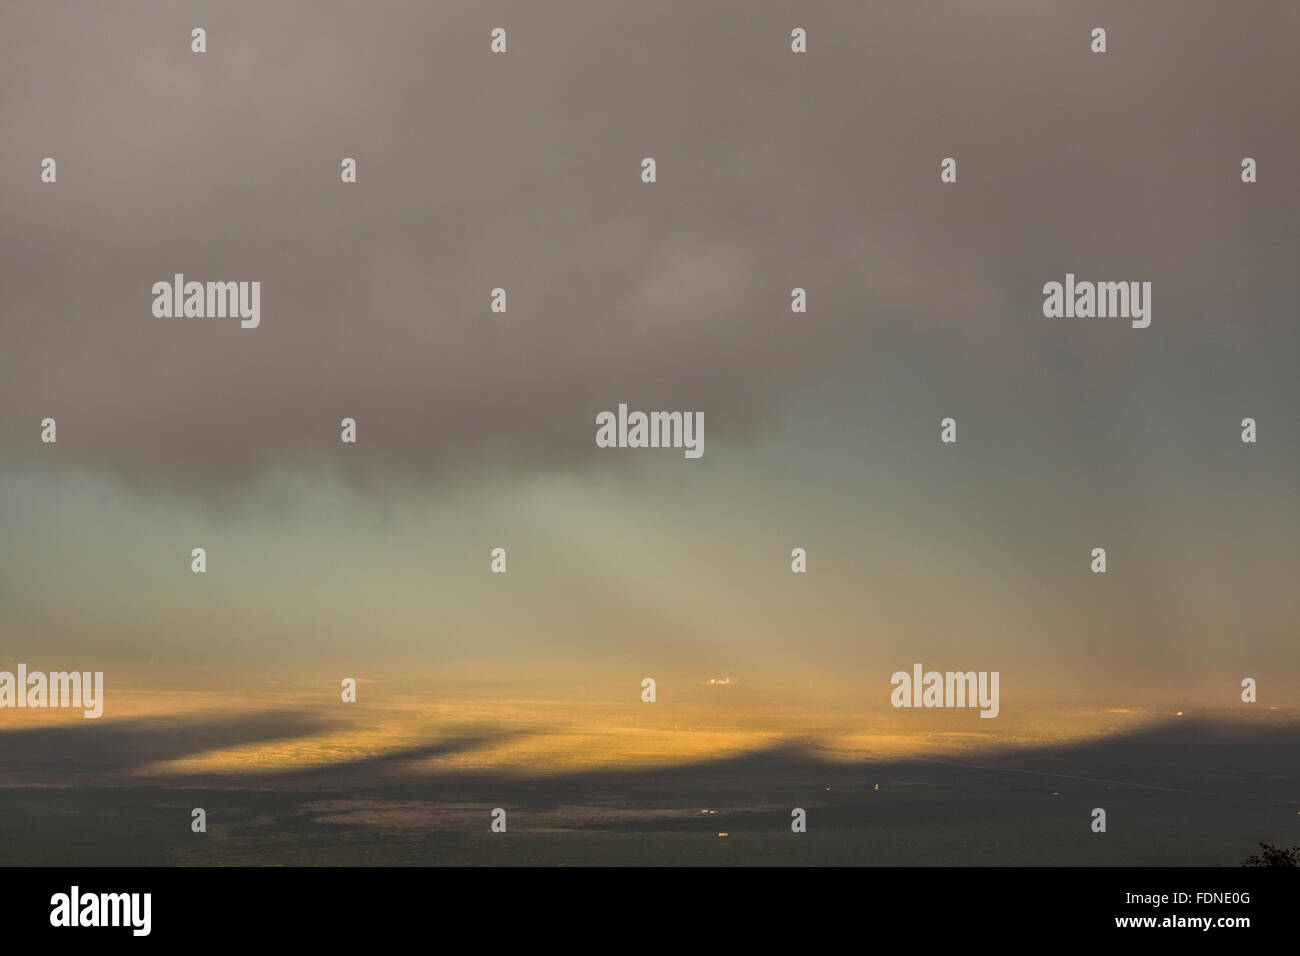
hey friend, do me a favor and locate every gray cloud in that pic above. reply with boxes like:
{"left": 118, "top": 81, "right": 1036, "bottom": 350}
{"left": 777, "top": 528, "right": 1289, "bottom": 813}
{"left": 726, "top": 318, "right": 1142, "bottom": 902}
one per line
{"left": 1, "top": 1, "right": 1296, "bottom": 496}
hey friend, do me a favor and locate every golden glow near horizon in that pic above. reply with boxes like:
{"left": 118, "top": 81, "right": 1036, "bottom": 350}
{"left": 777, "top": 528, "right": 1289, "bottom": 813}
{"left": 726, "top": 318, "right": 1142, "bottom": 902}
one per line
{"left": 5, "top": 686, "right": 1283, "bottom": 784}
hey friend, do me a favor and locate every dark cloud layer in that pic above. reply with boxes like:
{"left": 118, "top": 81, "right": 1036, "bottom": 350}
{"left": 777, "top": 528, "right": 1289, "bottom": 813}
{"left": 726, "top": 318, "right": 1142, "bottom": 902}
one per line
{"left": 1, "top": 1, "right": 1296, "bottom": 495}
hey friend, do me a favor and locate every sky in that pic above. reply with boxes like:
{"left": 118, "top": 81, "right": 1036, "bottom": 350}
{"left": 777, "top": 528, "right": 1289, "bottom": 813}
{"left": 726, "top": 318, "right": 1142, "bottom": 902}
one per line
{"left": 0, "top": 1, "right": 1296, "bottom": 712}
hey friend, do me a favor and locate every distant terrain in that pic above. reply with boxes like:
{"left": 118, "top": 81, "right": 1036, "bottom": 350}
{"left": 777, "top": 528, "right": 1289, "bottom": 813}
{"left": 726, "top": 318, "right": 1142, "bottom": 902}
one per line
{"left": 2, "top": 693, "right": 1296, "bottom": 866}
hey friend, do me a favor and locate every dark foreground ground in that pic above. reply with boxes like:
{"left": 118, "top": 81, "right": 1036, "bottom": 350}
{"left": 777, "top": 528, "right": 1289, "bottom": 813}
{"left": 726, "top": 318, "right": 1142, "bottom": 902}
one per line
{"left": 1, "top": 715, "right": 1296, "bottom": 866}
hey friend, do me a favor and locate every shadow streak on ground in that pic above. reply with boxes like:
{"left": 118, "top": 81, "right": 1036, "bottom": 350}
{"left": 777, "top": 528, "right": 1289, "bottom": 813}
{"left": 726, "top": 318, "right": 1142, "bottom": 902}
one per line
{"left": 0, "top": 715, "right": 1296, "bottom": 865}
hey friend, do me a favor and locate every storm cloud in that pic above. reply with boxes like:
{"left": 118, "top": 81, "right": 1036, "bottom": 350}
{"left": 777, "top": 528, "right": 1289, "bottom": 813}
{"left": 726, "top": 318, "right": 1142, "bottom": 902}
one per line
{"left": 0, "top": 1, "right": 1294, "bottom": 498}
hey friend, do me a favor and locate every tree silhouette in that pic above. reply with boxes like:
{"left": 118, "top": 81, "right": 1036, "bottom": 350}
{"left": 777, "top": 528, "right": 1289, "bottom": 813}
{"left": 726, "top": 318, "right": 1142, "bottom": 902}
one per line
{"left": 1242, "top": 842, "right": 1300, "bottom": 867}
